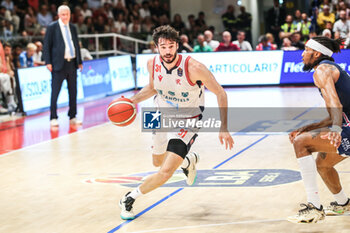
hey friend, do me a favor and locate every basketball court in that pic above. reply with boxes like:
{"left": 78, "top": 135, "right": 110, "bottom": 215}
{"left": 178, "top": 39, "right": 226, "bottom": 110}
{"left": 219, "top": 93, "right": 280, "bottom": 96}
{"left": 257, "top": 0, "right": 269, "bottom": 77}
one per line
{"left": 0, "top": 86, "right": 349, "bottom": 233}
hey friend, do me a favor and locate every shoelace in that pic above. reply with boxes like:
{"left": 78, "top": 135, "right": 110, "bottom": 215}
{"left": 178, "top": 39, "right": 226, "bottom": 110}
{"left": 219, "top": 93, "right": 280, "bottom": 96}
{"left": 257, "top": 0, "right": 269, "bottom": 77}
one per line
{"left": 124, "top": 196, "right": 135, "bottom": 211}
{"left": 298, "top": 203, "right": 312, "bottom": 215}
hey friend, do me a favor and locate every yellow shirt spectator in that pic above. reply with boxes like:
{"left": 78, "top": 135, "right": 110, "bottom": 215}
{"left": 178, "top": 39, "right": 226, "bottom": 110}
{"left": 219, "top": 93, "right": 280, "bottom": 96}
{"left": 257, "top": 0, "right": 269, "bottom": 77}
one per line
{"left": 317, "top": 5, "right": 335, "bottom": 29}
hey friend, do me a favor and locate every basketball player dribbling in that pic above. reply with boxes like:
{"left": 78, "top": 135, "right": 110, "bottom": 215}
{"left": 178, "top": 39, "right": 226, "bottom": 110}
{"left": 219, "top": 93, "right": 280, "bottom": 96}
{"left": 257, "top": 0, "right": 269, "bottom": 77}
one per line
{"left": 119, "top": 25, "right": 234, "bottom": 220}
{"left": 288, "top": 36, "right": 350, "bottom": 223}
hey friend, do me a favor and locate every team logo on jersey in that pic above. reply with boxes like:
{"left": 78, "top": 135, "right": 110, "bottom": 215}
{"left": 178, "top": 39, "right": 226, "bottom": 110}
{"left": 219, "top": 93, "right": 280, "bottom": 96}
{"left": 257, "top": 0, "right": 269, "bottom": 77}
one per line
{"left": 158, "top": 75, "right": 163, "bottom": 82}
{"left": 143, "top": 110, "right": 161, "bottom": 129}
{"left": 177, "top": 68, "right": 183, "bottom": 77}
{"left": 182, "top": 92, "right": 189, "bottom": 97}
{"left": 168, "top": 91, "right": 175, "bottom": 96}
{"left": 84, "top": 169, "right": 301, "bottom": 187}
{"left": 176, "top": 79, "right": 181, "bottom": 85}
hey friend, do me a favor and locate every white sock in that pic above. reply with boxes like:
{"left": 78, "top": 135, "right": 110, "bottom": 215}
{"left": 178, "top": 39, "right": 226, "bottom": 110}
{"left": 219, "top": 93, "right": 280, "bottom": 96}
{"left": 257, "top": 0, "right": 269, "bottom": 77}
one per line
{"left": 297, "top": 155, "right": 321, "bottom": 209}
{"left": 334, "top": 189, "right": 348, "bottom": 205}
{"left": 181, "top": 156, "right": 190, "bottom": 169}
{"left": 127, "top": 186, "right": 143, "bottom": 199}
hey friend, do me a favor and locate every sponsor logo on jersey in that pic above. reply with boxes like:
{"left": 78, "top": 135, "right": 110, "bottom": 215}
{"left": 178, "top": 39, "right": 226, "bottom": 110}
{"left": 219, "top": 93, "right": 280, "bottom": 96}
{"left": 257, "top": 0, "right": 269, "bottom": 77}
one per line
{"left": 157, "top": 89, "right": 163, "bottom": 95}
{"left": 84, "top": 169, "right": 301, "bottom": 187}
{"left": 177, "top": 67, "right": 183, "bottom": 77}
{"left": 158, "top": 75, "right": 163, "bottom": 82}
{"left": 176, "top": 79, "right": 181, "bottom": 85}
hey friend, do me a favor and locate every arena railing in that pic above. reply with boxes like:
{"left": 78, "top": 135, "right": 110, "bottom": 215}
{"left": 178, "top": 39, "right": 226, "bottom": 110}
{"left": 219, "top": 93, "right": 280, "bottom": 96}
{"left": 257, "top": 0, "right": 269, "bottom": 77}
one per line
{"left": 1, "top": 33, "right": 149, "bottom": 58}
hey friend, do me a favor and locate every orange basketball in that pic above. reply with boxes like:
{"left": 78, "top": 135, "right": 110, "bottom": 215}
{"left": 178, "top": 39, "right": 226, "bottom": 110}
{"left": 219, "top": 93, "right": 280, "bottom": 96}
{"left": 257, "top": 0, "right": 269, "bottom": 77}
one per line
{"left": 107, "top": 96, "right": 136, "bottom": 127}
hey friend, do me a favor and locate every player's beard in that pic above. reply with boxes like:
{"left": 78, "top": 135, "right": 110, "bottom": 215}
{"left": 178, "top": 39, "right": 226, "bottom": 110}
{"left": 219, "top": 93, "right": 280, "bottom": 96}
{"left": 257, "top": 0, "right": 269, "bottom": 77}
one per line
{"left": 161, "top": 52, "right": 177, "bottom": 64}
{"left": 302, "top": 54, "right": 316, "bottom": 72}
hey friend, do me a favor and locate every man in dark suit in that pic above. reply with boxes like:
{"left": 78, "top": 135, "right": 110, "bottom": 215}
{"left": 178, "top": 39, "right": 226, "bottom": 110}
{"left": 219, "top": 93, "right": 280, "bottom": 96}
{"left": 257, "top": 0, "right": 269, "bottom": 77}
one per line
{"left": 43, "top": 5, "right": 83, "bottom": 127}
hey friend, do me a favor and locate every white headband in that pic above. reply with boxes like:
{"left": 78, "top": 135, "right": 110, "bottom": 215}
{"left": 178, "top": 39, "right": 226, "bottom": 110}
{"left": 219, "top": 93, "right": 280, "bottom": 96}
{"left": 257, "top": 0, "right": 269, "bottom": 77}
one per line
{"left": 305, "top": 39, "right": 333, "bottom": 57}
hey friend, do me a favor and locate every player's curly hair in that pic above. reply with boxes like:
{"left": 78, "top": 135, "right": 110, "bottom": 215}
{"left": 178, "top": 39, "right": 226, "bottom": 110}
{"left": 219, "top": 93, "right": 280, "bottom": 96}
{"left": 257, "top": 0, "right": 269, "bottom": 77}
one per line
{"left": 152, "top": 25, "right": 180, "bottom": 46}
{"left": 311, "top": 36, "right": 344, "bottom": 63}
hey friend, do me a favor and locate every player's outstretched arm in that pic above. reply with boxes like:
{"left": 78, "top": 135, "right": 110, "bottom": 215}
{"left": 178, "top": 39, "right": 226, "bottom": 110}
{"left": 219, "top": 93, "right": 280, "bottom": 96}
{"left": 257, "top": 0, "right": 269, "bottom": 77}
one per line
{"left": 188, "top": 58, "right": 234, "bottom": 150}
{"left": 130, "top": 58, "right": 157, "bottom": 104}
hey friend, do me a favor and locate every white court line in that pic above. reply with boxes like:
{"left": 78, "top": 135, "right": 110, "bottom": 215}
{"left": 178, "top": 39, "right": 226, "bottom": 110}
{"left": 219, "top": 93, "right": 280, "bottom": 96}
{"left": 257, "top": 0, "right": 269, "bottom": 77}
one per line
{"left": 126, "top": 218, "right": 286, "bottom": 233}
{"left": 0, "top": 122, "right": 110, "bottom": 158}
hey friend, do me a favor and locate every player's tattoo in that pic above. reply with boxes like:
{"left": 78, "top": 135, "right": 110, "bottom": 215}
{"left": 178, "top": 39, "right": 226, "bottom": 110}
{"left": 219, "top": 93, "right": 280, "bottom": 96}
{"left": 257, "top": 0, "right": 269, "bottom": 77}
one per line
{"left": 319, "top": 152, "right": 327, "bottom": 159}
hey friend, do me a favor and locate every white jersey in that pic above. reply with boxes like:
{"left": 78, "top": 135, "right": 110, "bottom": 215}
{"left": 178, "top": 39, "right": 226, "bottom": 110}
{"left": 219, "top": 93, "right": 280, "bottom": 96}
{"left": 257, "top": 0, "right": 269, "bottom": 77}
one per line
{"left": 152, "top": 54, "right": 204, "bottom": 117}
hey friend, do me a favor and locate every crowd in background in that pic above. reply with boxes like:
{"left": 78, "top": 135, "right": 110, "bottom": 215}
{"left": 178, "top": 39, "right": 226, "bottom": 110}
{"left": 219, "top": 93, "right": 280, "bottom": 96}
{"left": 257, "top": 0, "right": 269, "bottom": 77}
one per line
{"left": 1, "top": 0, "right": 350, "bottom": 114}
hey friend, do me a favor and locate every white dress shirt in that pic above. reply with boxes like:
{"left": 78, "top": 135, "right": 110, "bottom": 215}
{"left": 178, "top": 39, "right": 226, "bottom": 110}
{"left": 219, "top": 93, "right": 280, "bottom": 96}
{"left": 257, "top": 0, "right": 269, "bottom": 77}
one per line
{"left": 58, "top": 19, "right": 76, "bottom": 59}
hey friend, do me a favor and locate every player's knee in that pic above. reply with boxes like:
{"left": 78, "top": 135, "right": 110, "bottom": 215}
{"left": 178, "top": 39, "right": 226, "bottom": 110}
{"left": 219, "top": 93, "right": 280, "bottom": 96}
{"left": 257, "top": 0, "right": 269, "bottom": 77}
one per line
{"left": 158, "top": 169, "right": 173, "bottom": 182}
{"left": 152, "top": 157, "right": 162, "bottom": 167}
{"left": 166, "top": 139, "right": 188, "bottom": 159}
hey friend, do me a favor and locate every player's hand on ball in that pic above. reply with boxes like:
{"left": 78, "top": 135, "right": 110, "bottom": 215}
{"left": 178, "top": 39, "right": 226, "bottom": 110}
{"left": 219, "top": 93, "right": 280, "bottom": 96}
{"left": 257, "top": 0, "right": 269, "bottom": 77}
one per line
{"left": 219, "top": 129, "right": 234, "bottom": 150}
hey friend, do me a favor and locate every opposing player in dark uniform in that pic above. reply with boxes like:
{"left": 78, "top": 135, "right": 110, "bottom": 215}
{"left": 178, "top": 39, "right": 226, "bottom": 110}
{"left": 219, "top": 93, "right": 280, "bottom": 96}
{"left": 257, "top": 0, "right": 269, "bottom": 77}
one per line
{"left": 288, "top": 36, "right": 350, "bottom": 223}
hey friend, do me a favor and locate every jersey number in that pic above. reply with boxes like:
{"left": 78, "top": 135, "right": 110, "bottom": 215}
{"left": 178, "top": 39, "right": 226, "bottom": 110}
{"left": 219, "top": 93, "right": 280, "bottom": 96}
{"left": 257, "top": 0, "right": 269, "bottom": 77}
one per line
{"left": 178, "top": 129, "right": 188, "bottom": 138}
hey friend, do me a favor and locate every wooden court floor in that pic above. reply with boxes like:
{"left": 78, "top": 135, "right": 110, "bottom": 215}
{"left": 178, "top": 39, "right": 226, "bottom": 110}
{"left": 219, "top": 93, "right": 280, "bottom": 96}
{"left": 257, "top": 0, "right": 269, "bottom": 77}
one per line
{"left": 0, "top": 87, "right": 349, "bottom": 233}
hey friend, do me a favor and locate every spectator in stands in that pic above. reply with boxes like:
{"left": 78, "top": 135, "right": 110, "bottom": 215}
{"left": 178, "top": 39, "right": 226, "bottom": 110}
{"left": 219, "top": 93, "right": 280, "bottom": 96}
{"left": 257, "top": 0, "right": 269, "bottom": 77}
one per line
{"left": 75, "top": 15, "right": 88, "bottom": 34}
{"left": 195, "top": 11, "right": 207, "bottom": 32}
{"left": 281, "top": 37, "right": 298, "bottom": 51}
{"left": 322, "top": 28, "right": 332, "bottom": 38}
{"left": 33, "top": 41, "right": 45, "bottom": 66}
{"left": 233, "top": 31, "right": 253, "bottom": 51}
{"left": 81, "top": 2, "right": 92, "bottom": 19}
{"left": 12, "top": 44, "right": 21, "bottom": 69}
{"left": 317, "top": 4, "right": 335, "bottom": 29}
{"left": 178, "top": 34, "right": 193, "bottom": 53}
{"left": 326, "top": 21, "right": 335, "bottom": 37}
{"left": 24, "top": 6, "right": 40, "bottom": 35}
{"left": 333, "top": 10, "right": 350, "bottom": 38}
{"left": 293, "top": 9, "right": 302, "bottom": 27}
{"left": 204, "top": 30, "right": 219, "bottom": 51}
{"left": 266, "top": 32, "right": 278, "bottom": 48}
{"left": 0, "top": 41, "right": 16, "bottom": 113}
{"left": 256, "top": 35, "right": 277, "bottom": 50}
{"left": 171, "top": 14, "right": 185, "bottom": 35}
{"left": 142, "top": 41, "right": 157, "bottom": 54}
{"left": 193, "top": 34, "right": 212, "bottom": 52}
{"left": 79, "top": 41, "right": 93, "bottom": 60}
{"left": 49, "top": 4, "right": 57, "bottom": 21}
{"left": 71, "top": 6, "right": 82, "bottom": 24}
{"left": 139, "top": 1, "right": 151, "bottom": 19}
{"left": 237, "top": 6, "right": 252, "bottom": 43}
{"left": 150, "top": 0, "right": 163, "bottom": 25}
{"left": 2, "top": 19, "right": 13, "bottom": 40}
{"left": 112, "top": 0, "right": 127, "bottom": 21}
{"left": 141, "top": 16, "right": 153, "bottom": 35}
{"left": 216, "top": 31, "right": 240, "bottom": 52}
{"left": 114, "top": 13, "right": 127, "bottom": 34}
{"left": 37, "top": 5, "right": 53, "bottom": 28}
{"left": 85, "top": 16, "right": 95, "bottom": 34}
{"left": 266, "top": 0, "right": 286, "bottom": 46}
{"left": 94, "top": 15, "right": 106, "bottom": 33}
{"left": 290, "top": 32, "right": 305, "bottom": 50}
{"left": 1, "top": 0, "right": 13, "bottom": 11}
{"left": 128, "top": 17, "right": 141, "bottom": 35}
{"left": 280, "top": 14, "right": 297, "bottom": 40}
{"left": 129, "top": 3, "right": 140, "bottom": 21}
{"left": 297, "top": 13, "right": 312, "bottom": 42}
{"left": 19, "top": 43, "right": 36, "bottom": 68}
{"left": 222, "top": 5, "right": 237, "bottom": 39}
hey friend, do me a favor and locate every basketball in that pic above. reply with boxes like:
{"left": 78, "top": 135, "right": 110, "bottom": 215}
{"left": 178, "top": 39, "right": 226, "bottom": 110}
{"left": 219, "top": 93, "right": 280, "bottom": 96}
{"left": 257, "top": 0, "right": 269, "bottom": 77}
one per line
{"left": 107, "top": 96, "right": 136, "bottom": 127}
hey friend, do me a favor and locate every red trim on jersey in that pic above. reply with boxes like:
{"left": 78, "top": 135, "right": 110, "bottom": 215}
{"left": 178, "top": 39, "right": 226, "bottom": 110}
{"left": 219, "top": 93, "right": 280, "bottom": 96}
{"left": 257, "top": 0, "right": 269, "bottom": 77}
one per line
{"left": 184, "top": 56, "right": 195, "bottom": 86}
{"left": 175, "top": 54, "right": 182, "bottom": 67}
{"left": 152, "top": 56, "right": 156, "bottom": 79}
